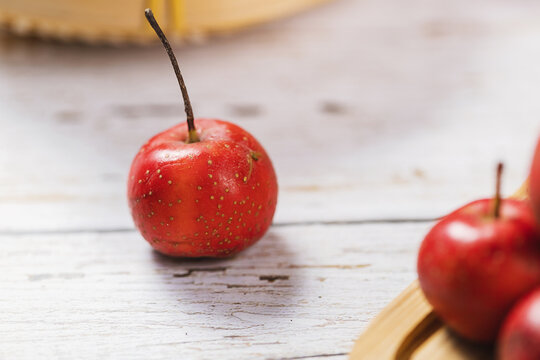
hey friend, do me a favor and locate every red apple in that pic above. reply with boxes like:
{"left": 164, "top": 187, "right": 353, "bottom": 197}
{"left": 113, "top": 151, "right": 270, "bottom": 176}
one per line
{"left": 418, "top": 164, "right": 540, "bottom": 342}
{"left": 529, "top": 138, "right": 540, "bottom": 220}
{"left": 127, "top": 10, "right": 278, "bottom": 257}
{"left": 498, "top": 288, "right": 540, "bottom": 360}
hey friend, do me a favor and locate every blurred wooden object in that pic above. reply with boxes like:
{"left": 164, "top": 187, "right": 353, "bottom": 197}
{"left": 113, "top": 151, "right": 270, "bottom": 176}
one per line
{"left": 349, "top": 182, "right": 529, "bottom": 360}
{"left": 349, "top": 282, "right": 494, "bottom": 360}
{"left": 0, "top": 0, "right": 332, "bottom": 43}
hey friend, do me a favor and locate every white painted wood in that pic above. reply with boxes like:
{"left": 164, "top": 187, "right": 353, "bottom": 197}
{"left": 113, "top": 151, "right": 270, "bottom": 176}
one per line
{"left": 0, "top": 222, "right": 429, "bottom": 360}
{"left": 1, "top": 0, "right": 540, "bottom": 231}
{"left": 1, "top": 0, "right": 540, "bottom": 359}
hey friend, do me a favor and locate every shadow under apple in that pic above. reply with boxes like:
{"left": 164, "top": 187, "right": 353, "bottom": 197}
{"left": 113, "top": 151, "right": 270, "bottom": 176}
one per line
{"left": 148, "top": 229, "right": 306, "bottom": 335}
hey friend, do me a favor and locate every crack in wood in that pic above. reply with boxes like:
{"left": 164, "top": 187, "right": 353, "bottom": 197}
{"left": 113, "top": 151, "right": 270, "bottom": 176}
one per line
{"left": 287, "top": 264, "right": 370, "bottom": 270}
{"left": 110, "top": 103, "right": 181, "bottom": 119}
{"left": 275, "top": 218, "right": 435, "bottom": 227}
{"left": 320, "top": 101, "right": 347, "bottom": 115}
{"left": 226, "top": 284, "right": 292, "bottom": 288}
{"left": 228, "top": 103, "right": 262, "bottom": 117}
{"left": 269, "top": 352, "right": 348, "bottom": 360}
{"left": 172, "top": 267, "right": 227, "bottom": 278}
{"left": 0, "top": 218, "right": 435, "bottom": 236}
{"left": 259, "top": 275, "right": 290, "bottom": 282}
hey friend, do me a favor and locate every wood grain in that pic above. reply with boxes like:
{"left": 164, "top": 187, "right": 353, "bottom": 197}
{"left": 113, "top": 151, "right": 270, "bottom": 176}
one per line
{"left": 0, "top": 222, "right": 428, "bottom": 359}
{"left": 1, "top": 0, "right": 540, "bottom": 359}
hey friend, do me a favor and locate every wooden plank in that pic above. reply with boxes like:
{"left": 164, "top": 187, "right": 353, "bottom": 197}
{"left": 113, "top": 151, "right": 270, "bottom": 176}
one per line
{"left": 0, "top": 222, "right": 429, "bottom": 359}
{"left": 1, "top": 0, "right": 540, "bottom": 231}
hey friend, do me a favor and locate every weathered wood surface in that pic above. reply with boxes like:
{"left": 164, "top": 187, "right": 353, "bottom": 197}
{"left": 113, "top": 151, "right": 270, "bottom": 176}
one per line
{"left": 1, "top": 0, "right": 539, "bottom": 232}
{"left": 1, "top": 0, "right": 540, "bottom": 358}
{"left": 0, "top": 222, "right": 428, "bottom": 359}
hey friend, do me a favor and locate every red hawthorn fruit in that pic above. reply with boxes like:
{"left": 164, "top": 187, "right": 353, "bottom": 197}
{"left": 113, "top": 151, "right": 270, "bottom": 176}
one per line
{"left": 127, "top": 10, "right": 278, "bottom": 257}
{"left": 529, "top": 137, "right": 540, "bottom": 221}
{"left": 498, "top": 288, "right": 540, "bottom": 360}
{"left": 418, "top": 164, "right": 540, "bottom": 342}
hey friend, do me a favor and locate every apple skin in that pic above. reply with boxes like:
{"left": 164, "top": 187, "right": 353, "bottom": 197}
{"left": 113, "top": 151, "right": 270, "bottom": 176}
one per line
{"left": 128, "top": 118, "right": 278, "bottom": 257}
{"left": 418, "top": 199, "right": 540, "bottom": 342}
{"left": 498, "top": 288, "right": 540, "bottom": 360}
{"left": 530, "top": 138, "right": 540, "bottom": 221}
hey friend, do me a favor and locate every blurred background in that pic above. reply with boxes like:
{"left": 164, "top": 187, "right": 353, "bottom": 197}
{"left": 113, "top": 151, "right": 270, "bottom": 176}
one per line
{"left": 1, "top": 0, "right": 540, "bottom": 232}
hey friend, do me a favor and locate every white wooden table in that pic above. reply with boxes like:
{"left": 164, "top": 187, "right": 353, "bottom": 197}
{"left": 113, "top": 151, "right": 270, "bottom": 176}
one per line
{"left": 2, "top": 0, "right": 540, "bottom": 358}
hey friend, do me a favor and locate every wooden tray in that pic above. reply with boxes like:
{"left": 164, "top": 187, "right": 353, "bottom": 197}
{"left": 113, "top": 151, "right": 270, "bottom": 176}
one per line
{"left": 0, "top": 0, "right": 331, "bottom": 44}
{"left": 350, "top": 180, "right": 530, "bottom": 360}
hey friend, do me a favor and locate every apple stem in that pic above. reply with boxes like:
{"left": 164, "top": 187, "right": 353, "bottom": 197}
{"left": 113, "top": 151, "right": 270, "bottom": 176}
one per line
{"left": 493, "top": 162, "right": 503, "bottom": 218}
{"left": 144, "top": 9, "right": 200, "bottom": 143}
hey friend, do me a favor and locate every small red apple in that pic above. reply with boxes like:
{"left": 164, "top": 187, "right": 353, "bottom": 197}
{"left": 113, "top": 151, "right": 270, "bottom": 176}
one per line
{"left": 498, "top": 288, "right": 540, "bottom": 360}
{"left": 127, "top": 10, "right": 278, "bottom": 257}
{"left": 418, "top": 164, "right": 540, "bottom": 342}
{"left": 529, "top": 138, "right": 540, "bottom": 220}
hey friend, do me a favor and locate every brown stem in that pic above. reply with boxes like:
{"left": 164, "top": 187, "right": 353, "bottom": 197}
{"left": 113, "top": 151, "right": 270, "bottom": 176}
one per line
{"left": 144, "top": 8, "right": 199, "bottom": 143}
{"left": 494, "top": 162, "right": 503, "bottom": 218}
